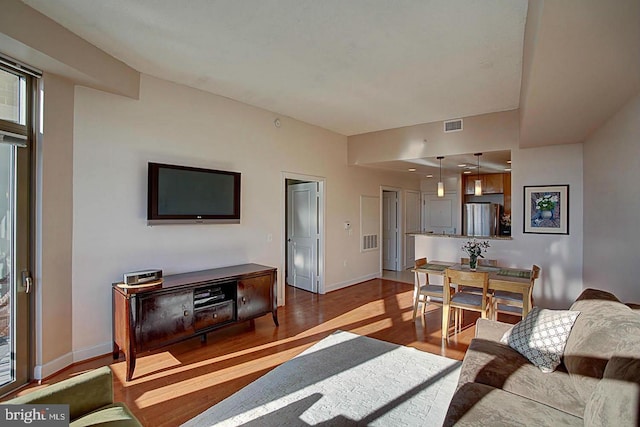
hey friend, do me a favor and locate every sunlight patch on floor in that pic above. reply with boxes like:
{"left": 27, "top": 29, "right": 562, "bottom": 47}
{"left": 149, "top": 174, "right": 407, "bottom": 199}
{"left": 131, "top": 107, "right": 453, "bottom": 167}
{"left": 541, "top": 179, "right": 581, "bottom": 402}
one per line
{"left": 134, "top": 346, "right": 305, "bottom": 407}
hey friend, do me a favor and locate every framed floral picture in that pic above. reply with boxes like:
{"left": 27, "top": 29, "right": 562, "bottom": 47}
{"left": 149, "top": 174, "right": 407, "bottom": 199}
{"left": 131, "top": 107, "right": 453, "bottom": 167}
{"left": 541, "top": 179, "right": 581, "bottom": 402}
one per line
{"left": 523, "top": 185, "right": 569, "bottom": 235}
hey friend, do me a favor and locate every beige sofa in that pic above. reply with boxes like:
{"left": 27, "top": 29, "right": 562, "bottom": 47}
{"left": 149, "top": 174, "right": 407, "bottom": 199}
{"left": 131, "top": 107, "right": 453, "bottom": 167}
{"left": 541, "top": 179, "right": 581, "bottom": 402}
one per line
{"left": 444, "top": 288, "right": 640, "bottom": 426}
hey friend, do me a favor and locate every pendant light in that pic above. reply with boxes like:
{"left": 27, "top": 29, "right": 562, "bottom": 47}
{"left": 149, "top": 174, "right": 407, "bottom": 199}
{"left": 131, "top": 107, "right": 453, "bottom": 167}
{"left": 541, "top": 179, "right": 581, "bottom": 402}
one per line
{"left": 474, "top": 153, "right": 483, "bottom": 196}
{"left": 437, "top": 156, "right": 445, "bottom": 197}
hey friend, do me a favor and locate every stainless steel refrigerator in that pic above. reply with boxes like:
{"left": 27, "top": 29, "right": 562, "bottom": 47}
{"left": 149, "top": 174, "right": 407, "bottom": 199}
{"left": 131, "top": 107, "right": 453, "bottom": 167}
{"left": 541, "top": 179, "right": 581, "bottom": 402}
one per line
{"left": 464, "top": 203, "right": 500, "bottom": 237}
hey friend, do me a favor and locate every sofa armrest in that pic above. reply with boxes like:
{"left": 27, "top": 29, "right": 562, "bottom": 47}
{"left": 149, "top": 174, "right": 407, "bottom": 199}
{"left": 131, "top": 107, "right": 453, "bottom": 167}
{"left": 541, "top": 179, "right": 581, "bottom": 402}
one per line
{"left": 475, "top": 318, "right": 513, "bottom": 342}
{"left": 4, "top": 366, "right": 114, "bottom": 421}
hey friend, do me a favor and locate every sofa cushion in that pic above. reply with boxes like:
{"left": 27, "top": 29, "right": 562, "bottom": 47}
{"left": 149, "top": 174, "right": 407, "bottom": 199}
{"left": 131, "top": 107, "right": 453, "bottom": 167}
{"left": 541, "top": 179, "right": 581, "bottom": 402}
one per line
{"left": 443, "top": 382, "right": 582, "bottom": 427}
{"left": 458, "top": 338, "right": 585, "bottom": 418}
{"left": 501, "top": 307, "right": 580, "bottom": 373}
{"left": 475, "top": 318, "right": 513, "bottom": 342}
{"left": 564, "top": 289, "right": 640, "bottom": 402}
{"left": 583, "top": 356, "right": 640, "bottom": 427}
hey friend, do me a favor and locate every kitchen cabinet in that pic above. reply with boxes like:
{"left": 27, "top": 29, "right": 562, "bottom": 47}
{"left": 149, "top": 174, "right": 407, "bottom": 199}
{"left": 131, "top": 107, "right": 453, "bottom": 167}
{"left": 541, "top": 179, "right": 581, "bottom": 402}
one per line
{"left": 483, "top": 174, "right": 504, "bottom": 194}
{"left": 463, "top": 173, "right": 510, "bottom": 195}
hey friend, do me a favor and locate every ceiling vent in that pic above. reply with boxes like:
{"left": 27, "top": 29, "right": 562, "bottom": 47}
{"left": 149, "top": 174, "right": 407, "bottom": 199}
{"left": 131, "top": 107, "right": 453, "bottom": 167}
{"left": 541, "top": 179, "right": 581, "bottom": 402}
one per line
{"left": 444, "top": 119, "right": 463, "bottom": 133}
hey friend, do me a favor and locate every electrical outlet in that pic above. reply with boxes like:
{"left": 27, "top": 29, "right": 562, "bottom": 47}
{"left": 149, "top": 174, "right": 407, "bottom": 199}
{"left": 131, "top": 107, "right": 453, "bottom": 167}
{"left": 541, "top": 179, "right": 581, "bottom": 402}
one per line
{"left": 267, "top": 233, "right": 273, "bottom": 242}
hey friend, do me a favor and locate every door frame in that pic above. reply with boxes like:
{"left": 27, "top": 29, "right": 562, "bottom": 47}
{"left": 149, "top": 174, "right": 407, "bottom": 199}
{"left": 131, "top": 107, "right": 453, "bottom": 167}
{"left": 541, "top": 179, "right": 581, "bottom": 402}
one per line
{"left": 0, "top": 61, "right": 37, "bottom": 395}
{"left": 281, "top": 172, "right": 325, "bottom": 305}
{"left": 379, "top": 186, "right": 403, "bottom": 273}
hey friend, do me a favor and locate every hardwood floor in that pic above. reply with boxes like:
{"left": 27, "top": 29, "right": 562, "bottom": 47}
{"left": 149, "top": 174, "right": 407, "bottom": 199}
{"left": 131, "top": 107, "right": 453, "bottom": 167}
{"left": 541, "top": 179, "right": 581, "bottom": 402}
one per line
{"left": 5, "top": 278, "right": 514, "bottom": 426}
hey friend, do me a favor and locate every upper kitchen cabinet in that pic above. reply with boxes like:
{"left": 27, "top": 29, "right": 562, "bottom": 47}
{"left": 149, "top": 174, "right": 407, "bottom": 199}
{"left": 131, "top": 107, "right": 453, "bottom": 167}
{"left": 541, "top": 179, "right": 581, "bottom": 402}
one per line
{"left": 483, "top": 173, "right": 505, "bottom": 194}
{"left": 463, "top": 173, "right": 510, "bottom": 195}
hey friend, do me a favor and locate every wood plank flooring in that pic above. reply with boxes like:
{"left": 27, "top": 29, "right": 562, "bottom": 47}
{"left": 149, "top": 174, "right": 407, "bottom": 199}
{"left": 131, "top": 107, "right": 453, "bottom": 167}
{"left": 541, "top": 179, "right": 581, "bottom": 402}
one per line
{"left": 4, "top": 278, "right": 516, "bottom": 426}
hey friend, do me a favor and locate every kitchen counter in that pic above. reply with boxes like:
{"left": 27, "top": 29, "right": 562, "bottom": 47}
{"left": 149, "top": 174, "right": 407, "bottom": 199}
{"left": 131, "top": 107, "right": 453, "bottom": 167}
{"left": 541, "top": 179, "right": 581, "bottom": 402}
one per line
{"left": 408, "top": 232, "right": 512, "bottom": 241}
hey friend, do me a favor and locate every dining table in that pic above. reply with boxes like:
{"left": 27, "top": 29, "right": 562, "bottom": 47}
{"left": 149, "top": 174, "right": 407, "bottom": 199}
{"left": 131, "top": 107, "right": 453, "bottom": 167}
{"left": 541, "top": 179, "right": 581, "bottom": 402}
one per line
{"left": 413, "top": 261, "right": 534, "bottom": 338}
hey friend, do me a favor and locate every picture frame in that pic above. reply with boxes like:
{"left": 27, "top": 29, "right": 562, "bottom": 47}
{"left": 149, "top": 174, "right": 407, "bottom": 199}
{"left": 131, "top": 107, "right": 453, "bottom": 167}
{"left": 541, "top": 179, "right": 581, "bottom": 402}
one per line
{"left": 523, "top": 185, "right": 569, "bottom": 235}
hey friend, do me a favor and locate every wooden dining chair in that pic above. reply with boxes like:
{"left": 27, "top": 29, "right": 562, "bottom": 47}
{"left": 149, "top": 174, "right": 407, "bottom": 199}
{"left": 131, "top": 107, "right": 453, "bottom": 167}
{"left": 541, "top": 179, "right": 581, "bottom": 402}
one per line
{"left": 444, "top": 268, "right": 491, "bottom": 336}
{"left": 458, "top": 258, "right": 498, "bottom": 295}
{"left": 493, "top": 265, "right": 541, "bottom": 320}
{"left": 411, "top": 258, "right": 452, "bottom": 321}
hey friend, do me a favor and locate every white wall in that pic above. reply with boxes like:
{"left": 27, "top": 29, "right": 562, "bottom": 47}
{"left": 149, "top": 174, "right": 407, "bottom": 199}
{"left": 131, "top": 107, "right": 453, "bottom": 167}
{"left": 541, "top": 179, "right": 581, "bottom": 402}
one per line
{"left": 509, "top": 143, "right": 583, "bottom": 308}
{"left": 583, "top": 92, "right": 640, "bottom": 302}
{"left": 71, "top": 75, "right": 420, "bottom": 360}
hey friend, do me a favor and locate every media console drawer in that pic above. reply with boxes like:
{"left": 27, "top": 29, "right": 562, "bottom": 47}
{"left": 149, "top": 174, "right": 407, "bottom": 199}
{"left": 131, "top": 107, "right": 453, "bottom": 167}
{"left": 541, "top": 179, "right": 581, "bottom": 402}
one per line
{"left": 112, "top": 263, "right": 278, "bottom": 381}
{"left": 194, "top": 300, "right": 235, "bottom": 330}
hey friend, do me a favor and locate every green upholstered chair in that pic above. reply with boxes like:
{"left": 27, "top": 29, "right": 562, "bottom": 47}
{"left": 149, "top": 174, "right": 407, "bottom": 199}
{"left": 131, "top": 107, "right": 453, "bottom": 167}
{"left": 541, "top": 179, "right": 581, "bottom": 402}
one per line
{"left": 2, "top": 366, "right": 142, "bottom": 426}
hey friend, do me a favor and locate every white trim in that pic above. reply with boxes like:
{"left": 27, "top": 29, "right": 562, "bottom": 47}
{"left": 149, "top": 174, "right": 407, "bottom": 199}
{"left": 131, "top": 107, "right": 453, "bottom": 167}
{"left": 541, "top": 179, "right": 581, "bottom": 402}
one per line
{"left": 33, "top": 340, "right": 112, "bottom": 380}
{"left": 281, "top": 172, "right": 326, "bottom": 303}
{"left": 33, "top": 352, "right": 73, "bottom": 381}
{"left": 324, "top": 272, "right": 380, "bottom": 293}
{"left": 73, "top": 342, "right": 113, "bottom": 364}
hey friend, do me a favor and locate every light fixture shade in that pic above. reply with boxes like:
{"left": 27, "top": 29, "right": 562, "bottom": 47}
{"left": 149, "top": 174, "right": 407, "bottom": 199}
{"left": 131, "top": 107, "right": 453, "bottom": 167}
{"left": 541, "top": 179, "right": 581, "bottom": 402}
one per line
{"left": 437, "top": 155, "right": 445, "bottom": 198}
{"left": 474, "top": 152, "right": 482, "bottom": 196}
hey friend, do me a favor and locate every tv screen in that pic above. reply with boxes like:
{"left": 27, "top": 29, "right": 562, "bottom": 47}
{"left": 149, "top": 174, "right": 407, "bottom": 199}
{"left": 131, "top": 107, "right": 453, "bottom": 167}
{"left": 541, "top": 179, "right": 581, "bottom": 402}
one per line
{"left": 147, "top": 162, "right": 241, "bottom": 224}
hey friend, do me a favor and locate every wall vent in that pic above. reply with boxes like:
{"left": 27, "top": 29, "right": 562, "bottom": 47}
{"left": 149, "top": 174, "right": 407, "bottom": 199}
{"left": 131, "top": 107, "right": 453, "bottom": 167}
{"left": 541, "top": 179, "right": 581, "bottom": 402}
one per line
{"left": 362, "top": 234, "right": 378, "bottom": 251}
{"left": 444, "top": 119, "right": 463, "bottom": 133}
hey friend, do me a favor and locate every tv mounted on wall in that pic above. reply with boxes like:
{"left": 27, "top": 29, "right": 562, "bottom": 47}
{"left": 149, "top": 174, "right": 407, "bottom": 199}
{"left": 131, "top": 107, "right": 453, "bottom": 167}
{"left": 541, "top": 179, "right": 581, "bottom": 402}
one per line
{"left": 147, "top": 162, "right": 241, "bottom": 225}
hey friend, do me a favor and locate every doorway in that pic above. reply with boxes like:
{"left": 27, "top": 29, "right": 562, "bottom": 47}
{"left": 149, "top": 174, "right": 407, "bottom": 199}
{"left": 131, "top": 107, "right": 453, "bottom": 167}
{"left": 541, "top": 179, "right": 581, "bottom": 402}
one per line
{"left": 284, "top": 174, "right": 325, "bottom": 295}
{"left": 382, "top": 188, "right": 402, "bottom": 272}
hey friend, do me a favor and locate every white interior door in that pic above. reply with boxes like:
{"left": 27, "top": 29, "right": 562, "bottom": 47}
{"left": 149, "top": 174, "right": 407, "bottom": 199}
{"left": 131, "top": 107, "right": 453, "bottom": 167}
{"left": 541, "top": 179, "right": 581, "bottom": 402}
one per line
{"left": 422, "top": 192, "right": 458, "bottom": 235}
{"left": 287, "top": 182, "right": 318, "bottom": 292}
{"left": 405, "top": 190, "right": 421, "bottom": 268}
{"left": 382, "top": 190, "right": 398, "bottom": 271}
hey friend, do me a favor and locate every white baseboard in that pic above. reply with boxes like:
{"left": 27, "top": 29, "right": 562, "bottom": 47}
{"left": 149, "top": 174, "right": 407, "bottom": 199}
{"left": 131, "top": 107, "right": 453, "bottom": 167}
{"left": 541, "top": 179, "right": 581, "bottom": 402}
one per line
{"left": 73, "top": 342, "right": 113, "bottom": 364}
{"left": 33, "top": 352, "right": 73, "bottom": 380}
{"left": 324, "top": 272, "right": 380, "bottom": 293}
{"left": 33, "top": 342, "right": 112, "bottom": 380}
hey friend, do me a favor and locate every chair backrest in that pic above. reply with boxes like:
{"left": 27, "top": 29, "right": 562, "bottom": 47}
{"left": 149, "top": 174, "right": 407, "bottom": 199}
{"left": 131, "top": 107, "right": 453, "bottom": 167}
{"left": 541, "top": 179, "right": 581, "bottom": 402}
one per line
{"left": 528, "top": 264, "right": 541, "bottom": 301}
{"left": 444, "top": 268, "right": 490, "bottom": 304}
{"left": 460, "top": 257, "right": 498, "bottom": 267}
{"left": 531, "top": 265, "right": 541, "bottom": 281}
{"left": 414, "top": 257, "right": 429, "bottom": 286}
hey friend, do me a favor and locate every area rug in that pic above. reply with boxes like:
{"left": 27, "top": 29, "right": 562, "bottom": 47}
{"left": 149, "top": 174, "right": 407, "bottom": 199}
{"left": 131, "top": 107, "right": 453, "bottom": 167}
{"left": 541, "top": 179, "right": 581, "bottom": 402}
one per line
{"left": 183, "top": 330, "right": 461, "bottom": 426}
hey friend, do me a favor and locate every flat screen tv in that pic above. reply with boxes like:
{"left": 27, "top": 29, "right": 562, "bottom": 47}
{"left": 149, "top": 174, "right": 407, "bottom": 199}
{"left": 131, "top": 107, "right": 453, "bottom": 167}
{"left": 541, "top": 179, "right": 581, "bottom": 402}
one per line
{"left": 147, "top": 162, "right": 241, "bottom": 224}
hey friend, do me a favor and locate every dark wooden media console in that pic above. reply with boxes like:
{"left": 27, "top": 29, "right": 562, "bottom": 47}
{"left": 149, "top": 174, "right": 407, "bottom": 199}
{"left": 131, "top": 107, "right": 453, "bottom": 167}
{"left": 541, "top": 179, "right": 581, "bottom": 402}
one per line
{"left": 112, "top": 263, "right": 278, "bottom": 381}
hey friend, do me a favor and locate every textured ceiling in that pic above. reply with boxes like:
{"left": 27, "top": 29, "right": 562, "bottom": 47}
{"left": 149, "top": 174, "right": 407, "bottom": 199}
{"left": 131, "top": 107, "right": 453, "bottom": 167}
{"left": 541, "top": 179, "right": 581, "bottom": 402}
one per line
{"left": 22, "top": 0, "right": 528, "bottom": 136}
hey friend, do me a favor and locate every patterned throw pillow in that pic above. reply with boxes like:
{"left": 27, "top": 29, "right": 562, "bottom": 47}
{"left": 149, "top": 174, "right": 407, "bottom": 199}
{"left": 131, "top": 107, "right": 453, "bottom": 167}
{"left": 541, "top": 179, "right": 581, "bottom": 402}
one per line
{"left": 500, "top": 307, "right": 580, "bottom": 373}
